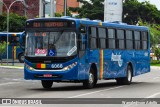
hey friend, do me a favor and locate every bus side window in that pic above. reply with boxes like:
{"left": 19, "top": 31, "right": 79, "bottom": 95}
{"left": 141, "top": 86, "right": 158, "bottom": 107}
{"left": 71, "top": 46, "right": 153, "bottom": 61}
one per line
{"left": 108, "top": 29, "right": 115, "bottom": 49}
{"left": 89, "top": 27, "right": 98, "bottom": 49}
{"left": 10, "top": 36, "right": 19, "bottom": 46}
{"left": 134, "top": 31, "right": 141, "bottom": 50}
{"left": 117, "top": 29, "right": 125, "bottom": 49}
{"left": 98, "top": 28, "right": 107, "bottom": 49}
{"left": 141, "top": 32, "right": 148, "bottom": 50}
{"left": 126, "top": 30, "right": 133, "bottom": 50}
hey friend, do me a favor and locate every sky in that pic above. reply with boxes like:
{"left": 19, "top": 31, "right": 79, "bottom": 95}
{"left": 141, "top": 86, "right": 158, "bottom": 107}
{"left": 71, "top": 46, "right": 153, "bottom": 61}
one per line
{"left": 138, "top": 0, "right": 160, "bottom": 10}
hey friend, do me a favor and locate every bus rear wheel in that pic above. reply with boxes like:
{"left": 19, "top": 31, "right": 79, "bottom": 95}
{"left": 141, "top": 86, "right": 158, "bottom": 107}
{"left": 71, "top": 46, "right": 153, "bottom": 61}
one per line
{"left": 83, "top": 68, "right": 97, "bottom": 89}
{"left": 116, "top": 65, "right": 132, "bottom": 85}
{"left": 41, "top": 80, "right": 53, "bottom": 89}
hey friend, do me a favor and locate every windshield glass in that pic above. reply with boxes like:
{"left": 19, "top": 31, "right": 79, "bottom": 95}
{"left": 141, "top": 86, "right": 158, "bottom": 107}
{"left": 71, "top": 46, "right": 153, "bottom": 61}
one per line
{"left": 25, "top": 31, "right": 77, "bottom": 57}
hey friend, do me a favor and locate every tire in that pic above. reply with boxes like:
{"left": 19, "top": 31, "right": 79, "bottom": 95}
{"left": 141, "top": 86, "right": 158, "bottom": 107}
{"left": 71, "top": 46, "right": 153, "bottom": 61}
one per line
{"left": 18, "top": 53, "right": 24, "bottom": 63}
{"left": 41, "top": 80, "right": 53, "bottom": 89}
{"left": 83, "top": 68, "right": 97, "bottom": 89}
{"left": 116, "top": 65, "right": 132, "bottom": 85}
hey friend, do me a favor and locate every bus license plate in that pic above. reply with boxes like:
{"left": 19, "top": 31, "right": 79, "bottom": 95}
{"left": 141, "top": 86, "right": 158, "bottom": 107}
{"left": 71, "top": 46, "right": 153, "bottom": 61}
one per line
{"left": 43, "top": 74, "right": 52, "bottom": 77}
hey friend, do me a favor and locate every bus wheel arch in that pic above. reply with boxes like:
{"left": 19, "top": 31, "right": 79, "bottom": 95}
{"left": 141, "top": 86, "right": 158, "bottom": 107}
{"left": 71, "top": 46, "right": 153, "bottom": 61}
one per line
{"left": 18, "top": 52, "right": 24, "bottom": 63}
{"left": 83, "top": 63, "right": 98, "bottom": 89}
{"left": 116, "top": 63, "right": 133, "bottom": 85}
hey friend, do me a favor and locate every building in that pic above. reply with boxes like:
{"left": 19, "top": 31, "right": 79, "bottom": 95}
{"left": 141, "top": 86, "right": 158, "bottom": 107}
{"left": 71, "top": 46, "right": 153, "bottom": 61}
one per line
{"left": 2, "top": 0, "right": 39, "bottom": 19}
{"left": 1, "top": 0, "right": 80, "bottom": 19}
{"left": 56, "top": 0, "right": 79, "bottom": 15}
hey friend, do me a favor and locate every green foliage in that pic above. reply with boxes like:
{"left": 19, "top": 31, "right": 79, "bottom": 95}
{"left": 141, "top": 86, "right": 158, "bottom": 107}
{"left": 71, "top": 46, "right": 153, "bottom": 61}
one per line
{"left": 0, "top": 13, "right": 27, "bottom": 32}
{"left": 150, "top": 60, "right": 160, "bottom": 64}
{"left": 69, "top": 0, "right": 104, "bottom": 20}
{"left": 153, "top": 47, "right": 160, "bottom": 59}
{"left": 123, "top": 0, "right": 160, "bottom": 25}
{"left": 139, "top": 20, "right": 160, "bottom": 46}
{"left": 0, "top": 41, "right": 7, "bottom": 59}
{"left": 55, "top": 13, "right": 62, "bottom": 17}
{"left": 62, "top": 8, "right": 72, "bottom": 17}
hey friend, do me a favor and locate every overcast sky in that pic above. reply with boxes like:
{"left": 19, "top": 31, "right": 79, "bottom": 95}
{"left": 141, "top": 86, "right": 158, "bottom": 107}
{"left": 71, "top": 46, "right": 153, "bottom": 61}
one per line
{"left": 138, "top": 0, "right": 160, "bottom": 10}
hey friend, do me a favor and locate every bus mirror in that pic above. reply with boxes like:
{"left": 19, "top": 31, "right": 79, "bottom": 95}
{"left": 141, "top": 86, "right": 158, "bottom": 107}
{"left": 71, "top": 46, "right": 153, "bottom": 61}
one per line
{"left": 79, "top": 26, "right": 86, "bottom": 34}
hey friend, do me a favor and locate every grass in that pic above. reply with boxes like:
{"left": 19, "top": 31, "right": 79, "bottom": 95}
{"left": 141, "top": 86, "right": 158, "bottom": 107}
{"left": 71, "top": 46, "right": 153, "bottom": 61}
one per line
{"left": 150, "top": 60, "right": 160, "bottom": 66}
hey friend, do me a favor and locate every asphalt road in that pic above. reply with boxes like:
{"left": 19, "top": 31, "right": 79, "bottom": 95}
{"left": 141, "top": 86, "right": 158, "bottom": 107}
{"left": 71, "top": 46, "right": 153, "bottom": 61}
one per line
{"left": 0, "top": 66, "right": 160, "bottom": 107}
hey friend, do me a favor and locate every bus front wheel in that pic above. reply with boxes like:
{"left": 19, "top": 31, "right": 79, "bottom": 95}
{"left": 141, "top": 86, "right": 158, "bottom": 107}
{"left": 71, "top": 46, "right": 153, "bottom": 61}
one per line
{"left": 18, "top": 53, "right": 24, "bottom": 63}
{"left": 83, "top": 68, "right": 97, "bottom": 89}
{"left": 116, "top": 65, "right": 132, "bottom": 85}
{"left": 41, "top": 80, "right": 53, "bottom": 89}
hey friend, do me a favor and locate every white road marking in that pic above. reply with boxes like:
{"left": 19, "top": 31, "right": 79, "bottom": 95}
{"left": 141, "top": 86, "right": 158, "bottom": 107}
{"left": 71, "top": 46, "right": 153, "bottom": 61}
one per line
{"left": 146, "top": 92, "right": 160, "bottom": 98}
{"left": 68, "top": 86, "right": 124, "bottom": 98}
{"left": 0, "top": 82, "right": 20, "bottom": 86}
{"left": 153, "top": 77, "right": 160, "bottom": 80}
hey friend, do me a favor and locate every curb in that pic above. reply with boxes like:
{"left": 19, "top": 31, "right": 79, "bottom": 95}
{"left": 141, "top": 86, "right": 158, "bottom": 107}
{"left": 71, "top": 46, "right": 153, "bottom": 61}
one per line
{"left": 151, "top": 66, "right": 160, "bottom": 70}
{"left": 0, "top": 66, "right": 24, "bottom": 69}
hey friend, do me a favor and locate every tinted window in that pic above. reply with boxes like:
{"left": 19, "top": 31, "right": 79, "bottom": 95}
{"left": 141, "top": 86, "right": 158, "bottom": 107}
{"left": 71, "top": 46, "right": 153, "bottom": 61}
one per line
{"left": 108, "top": 29, "right": 115, "bottom": 49}
{"left": 98, "top": 28, "right": 106, "bottom": 49}
{"left": 126, "top": 30, "right": 133, "bottom": 49}
{"left": 98, "top": 28, "right": 106, "bottom": 38}
{"left": 142, "top": 32, "right": 148, "bottom": 50}
{"left": 91, "top": 27, "right": 97, "bottom": 37}
{"left": 134, "top": 31, "right": 141, "bottom": 50}
{"left": 90, "top": 27, "right": 97, "bottom": 49}
{"left": 117, "top": 30, "right": 124, "bottom": 49}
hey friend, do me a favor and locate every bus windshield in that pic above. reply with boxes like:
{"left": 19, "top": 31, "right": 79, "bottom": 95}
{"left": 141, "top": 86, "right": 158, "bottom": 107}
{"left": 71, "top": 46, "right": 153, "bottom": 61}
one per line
{"left": 25, "top": 31, "right": 77, "bottom": 57}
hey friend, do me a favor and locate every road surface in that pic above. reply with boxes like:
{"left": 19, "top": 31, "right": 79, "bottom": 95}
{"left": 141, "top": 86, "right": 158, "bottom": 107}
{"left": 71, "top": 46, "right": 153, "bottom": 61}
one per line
{"left": 0, "top": 66, "right": 160, "bottom": 107}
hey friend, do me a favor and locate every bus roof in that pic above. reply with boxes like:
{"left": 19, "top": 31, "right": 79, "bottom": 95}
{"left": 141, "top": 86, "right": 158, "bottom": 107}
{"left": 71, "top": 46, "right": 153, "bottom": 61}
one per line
{"left": 0, "top": 32, "right": 24, "bottom": 36}
{"left": 26, "top": 17, "right": 149, "bottom": 31}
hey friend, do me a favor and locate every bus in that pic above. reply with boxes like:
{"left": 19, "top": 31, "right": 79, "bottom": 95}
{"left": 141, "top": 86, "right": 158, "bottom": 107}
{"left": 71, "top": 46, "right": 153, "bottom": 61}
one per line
{"left": 0, "top": 32, "right": 25, "bottom": 63}
{"left": 24, "top": 17, "right": 150, "bottom": 89}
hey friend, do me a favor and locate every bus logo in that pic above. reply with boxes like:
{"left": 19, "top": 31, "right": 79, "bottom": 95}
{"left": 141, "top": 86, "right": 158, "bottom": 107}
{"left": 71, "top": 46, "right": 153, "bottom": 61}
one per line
{"left": 51, "top": 64, "right": 63, "bottom": 69}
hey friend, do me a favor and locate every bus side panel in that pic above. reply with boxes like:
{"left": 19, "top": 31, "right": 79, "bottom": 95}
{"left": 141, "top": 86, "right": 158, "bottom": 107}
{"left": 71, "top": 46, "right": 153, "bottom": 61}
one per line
{"left": 134, "top": 50, "right": 150, "bottom": 76}
{"left": 103, "top": 50, "right": 128, "bottom": 79}
{"left": 78, "top": 55, "right": 91, "bottom": 80}
{"left": 88, "top": 50, "right": 100, "bottom": 79}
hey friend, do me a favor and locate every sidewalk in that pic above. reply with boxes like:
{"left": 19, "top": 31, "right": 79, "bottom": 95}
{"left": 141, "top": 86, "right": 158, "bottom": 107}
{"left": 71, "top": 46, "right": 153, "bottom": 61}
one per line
{"left": 0, "top": 59, "right": 24, "bottom": 69}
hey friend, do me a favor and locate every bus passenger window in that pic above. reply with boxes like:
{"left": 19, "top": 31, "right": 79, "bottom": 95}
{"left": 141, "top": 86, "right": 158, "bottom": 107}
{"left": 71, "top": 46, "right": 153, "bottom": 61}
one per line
{"left": 108, "top": 29, "right": 115, "bottom": 49}
{"left": 90, "top": 27, "right": 97, "bottom": 49}
{"left": 117, "top": 30, "right": 124, "bottom": 49}
{"left": 142, "top": 32, "right": 148, "bottom": 50}
{"left": 126, "top": 30, "right": 133, "bottom": 50}
{"left": 98, "top": 28, "right": 107, "bottom": 49}
{"left": 134, "top": 31, "right": 141, "bottom": 50}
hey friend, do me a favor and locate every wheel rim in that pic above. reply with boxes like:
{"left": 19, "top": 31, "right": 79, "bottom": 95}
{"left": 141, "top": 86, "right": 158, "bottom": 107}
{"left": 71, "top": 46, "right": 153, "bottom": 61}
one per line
{"left": 128, "top": 68, "right": 132, "bottom": 82}
{"left": 89, "top": 73, "right": 94, "bottom": 84}
{"left": 21, "top": 56, "right": 24, "bottom": 61}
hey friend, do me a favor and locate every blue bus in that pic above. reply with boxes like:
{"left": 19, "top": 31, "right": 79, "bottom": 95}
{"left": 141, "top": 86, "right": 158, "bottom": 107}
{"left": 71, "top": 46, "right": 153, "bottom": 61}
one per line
{"left": 24, "top": 17, "right": 150, "bottom": 89}
{"left": 0, "top": 32, "right": 25, "bottom": 63}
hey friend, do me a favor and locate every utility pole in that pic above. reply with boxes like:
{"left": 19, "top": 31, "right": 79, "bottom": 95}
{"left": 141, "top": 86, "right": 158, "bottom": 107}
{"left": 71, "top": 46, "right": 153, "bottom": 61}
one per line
{"left": 24, "top": 0, "right": 27, "bottom": 17}
{"left": 42, "top": 0, "right": 46, "bottom": 17}
{"left": 39, "top": 0, "right": 43, "bottom": 18}
{"left": 64, "top": 0, "right": 67, "bottom": 16}
{"left": 50, "top": 0, "right": 55, "bottom": 17}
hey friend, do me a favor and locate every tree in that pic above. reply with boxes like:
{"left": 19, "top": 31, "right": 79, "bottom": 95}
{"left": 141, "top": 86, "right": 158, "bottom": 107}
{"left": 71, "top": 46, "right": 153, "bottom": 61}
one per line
{"left": 123, "top": 0, "right": 160, "bottom": 25}
{"left": 138, "top": 19, "right": 160, "bottom": 47}
{"left": 0, "top": 13, "right": 27, "bottom": 32}
{"left": 153, "top": 47, "right": 160, "bottom": 60}
{"left": 69, "top": 0, "right": 104, "bottom": 20}
{"left": 0, "top": 41, "right": 7, "bottom": 63}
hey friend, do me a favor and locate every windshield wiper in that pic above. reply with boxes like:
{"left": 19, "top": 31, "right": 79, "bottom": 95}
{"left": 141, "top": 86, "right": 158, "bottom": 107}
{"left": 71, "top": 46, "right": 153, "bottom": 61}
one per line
{"left": 52, "top": 30, "right": 64, "bottom": 44}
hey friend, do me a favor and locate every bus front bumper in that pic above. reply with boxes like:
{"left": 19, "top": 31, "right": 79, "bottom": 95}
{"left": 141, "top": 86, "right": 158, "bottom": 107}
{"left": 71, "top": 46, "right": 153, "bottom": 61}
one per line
{"left": 24, "top": 65, "right": 79, "bottom": 81}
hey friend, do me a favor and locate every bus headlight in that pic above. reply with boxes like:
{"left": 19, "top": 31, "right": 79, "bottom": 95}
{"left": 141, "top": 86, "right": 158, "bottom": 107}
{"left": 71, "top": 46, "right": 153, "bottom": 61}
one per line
{"left": 25, "top": 63, "right": 35, "bottom": 71}
{"left": 63, "top": 62, "right": 77, "bottom": 71}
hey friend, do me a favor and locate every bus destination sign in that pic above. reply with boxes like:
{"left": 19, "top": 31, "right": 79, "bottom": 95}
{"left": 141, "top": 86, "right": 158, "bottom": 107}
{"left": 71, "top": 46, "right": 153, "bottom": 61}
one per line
{"left": 26, "top": 21, "right": 75, "bottom": 28}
